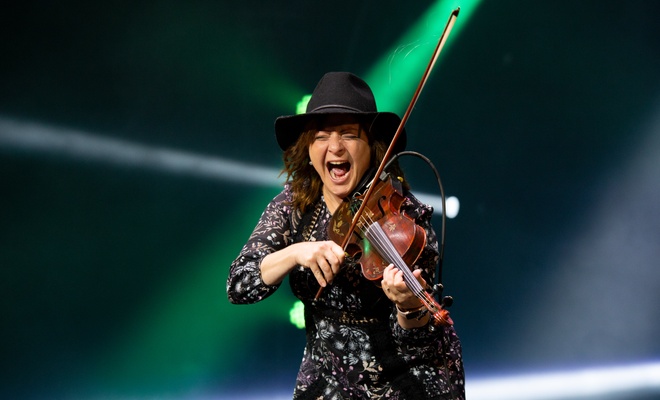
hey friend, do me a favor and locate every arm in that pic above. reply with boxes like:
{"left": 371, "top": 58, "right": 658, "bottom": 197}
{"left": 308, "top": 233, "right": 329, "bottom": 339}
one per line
{"left": 226, "top": 189, "right": 292, "bottom": 304}
{"left": 227, "top": 187, "right": 344, "bottom": 304}
{"left": 261, "top": 240, "right": 343, "bottom": 287}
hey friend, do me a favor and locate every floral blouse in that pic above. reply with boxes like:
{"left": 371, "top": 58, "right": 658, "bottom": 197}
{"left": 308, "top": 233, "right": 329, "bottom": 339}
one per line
{"left": 227, "top": 183, "right": 465, "bottom": 400}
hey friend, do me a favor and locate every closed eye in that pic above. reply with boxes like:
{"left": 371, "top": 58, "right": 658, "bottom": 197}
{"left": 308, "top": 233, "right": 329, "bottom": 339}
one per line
{"left": 314, "top": 132, "right": 330, "bottom": 141}
{"left": 340, "top": 129, "right": 361, "bottom": 140}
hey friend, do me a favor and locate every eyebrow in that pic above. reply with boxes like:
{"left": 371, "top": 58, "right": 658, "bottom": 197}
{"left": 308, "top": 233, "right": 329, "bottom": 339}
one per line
{"left": 319, "top": 124, "right": 361, "bottom": 132}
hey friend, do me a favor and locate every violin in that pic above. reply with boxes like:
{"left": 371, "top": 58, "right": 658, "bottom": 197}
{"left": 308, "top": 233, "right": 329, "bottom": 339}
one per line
{"left": 314, "top": 8, "right": 460, "bottom": 327}
{"left": 328, "top": 172, "right": 453, "bottom": 326}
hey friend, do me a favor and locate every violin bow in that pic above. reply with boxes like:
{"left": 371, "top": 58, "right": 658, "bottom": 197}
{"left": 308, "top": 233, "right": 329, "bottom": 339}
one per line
{"left": 316, "top": 7, "right": 460, "bottom": 299}
{"left": 341, "top": 7, "right": 460, "bottom": 250}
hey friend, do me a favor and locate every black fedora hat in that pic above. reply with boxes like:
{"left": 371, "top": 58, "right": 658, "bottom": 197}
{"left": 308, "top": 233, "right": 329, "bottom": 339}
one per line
{"left": 275, "top": 72, "right": 406, "bottom": 152}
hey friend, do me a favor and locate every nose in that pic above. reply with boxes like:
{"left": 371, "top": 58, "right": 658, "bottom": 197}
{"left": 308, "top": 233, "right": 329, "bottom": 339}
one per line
{"left": 327, "top": 133, "right": 345, "bottom": 153}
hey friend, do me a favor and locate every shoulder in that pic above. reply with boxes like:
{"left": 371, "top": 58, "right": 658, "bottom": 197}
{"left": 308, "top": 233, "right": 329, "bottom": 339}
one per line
{"left": 264, "top": 183, "right": 293, "bottom": 207}
{"left": 258, "top": 184, "right": 294, "bottom": 221}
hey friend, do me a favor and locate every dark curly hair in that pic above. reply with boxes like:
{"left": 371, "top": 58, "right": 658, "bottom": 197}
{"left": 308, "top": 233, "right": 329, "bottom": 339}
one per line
{"left": 281, "top": 117, "right": 407, "bottom": 213}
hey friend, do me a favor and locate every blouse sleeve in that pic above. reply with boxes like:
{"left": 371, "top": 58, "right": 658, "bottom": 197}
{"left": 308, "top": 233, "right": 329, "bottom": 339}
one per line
{"left": 226, "top": 187, "right": 293, "bottom": 304}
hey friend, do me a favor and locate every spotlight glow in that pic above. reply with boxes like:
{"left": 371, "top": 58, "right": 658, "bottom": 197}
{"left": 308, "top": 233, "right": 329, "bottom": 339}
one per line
{"left": 289, "top": 301, "right": 305, "bottom": 329}
{"left": 0, "top": 117, "right": 282, "bottom": 186}
{"left": 466, "top": 362, "right": 660, "bottom": 400}
{"left": 0, "top": 116, "right": 459, "bottom": 217}
{"left": 218, "top": 362, "right": 660, "bottom": 400}
{"left": 417, "top": 193, "right": 460, "bottom": 218}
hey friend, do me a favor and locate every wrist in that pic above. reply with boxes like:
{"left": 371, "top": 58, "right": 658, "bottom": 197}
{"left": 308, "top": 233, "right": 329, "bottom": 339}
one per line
{"left": 396, "top": 304, "right": 428, "bottom": 320}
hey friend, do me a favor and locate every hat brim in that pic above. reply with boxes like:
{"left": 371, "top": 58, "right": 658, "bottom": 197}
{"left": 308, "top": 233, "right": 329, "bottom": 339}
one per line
{"left": 275, "top": 110, "right": 407, "bottom": 152}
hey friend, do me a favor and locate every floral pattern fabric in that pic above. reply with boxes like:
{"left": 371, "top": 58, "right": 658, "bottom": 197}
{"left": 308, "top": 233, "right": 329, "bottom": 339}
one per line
{"left": 228, "top": 184, "right": 465, "bottom": 399}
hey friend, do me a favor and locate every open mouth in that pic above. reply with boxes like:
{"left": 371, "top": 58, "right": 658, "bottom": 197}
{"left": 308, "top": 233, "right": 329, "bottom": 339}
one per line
{"left": 327, "top": 161, "right": 351, "bottom": 180}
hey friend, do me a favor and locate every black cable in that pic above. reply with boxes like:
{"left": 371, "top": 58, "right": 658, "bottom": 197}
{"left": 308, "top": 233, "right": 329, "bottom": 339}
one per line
{"left": 384, "top": 151, "right": 446, "bottom": 299}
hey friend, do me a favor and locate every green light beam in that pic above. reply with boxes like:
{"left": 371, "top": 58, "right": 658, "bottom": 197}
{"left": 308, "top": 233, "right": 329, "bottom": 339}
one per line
{"left": 366, "top": 0, "right": 482, "bottom": 114}
{"left": 88, "top": 192, "right": 291, "bottom": 396}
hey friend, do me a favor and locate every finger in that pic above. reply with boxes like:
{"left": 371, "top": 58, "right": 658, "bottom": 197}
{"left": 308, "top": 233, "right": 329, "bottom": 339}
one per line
{"left": 412, "top": 268, "right": 428, "bottom": 287}
{"left": 325, "top": 249, "right": 342, "bottom": 275}
{"left": 381, "top": 265, "right": 394, "bottom": 290}
{"left": 310, "top": 264, "right": 327, "bottom": 287}
{"left": 392, "top": 268, "right": 406, "bottom": 287}
{"left": 329, "top": 243, "right": 346, "bottom": 266}
{"left": 316, "top": 256, "right": 335, "bottom": 284}
{"left": 382, "top": 264, "right": 396, "bottom": 282}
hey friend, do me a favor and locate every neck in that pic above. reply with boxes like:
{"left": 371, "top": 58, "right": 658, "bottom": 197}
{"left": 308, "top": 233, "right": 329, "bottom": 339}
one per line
{"left": 322, "top": 186, "right": 343, "bottom": 214}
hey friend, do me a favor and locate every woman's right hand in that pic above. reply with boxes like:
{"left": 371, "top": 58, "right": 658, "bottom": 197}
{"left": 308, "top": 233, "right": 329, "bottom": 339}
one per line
{"left": 260, "top": 240, "right": 345, "bottom": 287}
{"left": 293, "top": 241, "right": 345, "bottom": 287}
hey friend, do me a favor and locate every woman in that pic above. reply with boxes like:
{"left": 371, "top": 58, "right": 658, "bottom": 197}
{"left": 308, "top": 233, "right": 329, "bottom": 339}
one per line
{"left": 227, "top": 72, "right": 464, "bottom": 399}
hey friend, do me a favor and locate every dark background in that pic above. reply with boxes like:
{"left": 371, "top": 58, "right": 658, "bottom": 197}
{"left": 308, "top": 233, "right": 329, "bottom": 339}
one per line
{"left": 2, "top": 1, "right": 659, "bottom": 399}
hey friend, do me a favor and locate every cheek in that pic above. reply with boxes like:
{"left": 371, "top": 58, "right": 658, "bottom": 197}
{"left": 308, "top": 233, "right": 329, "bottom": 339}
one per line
{"left": 308, "top": 146, "right": 320, "bottom": 164}
{"left": 308, "top": 149, "right": 324, "bottom": 174}
{"left": 312, "top": 162, "right": 324, "bottom": 177}
{"left": 355, "top": 146, "right": 371, "bottom": 170}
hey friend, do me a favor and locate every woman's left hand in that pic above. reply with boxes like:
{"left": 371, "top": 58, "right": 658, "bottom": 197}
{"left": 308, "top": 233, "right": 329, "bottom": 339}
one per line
{"left": 380, "top": 264, "right": 425, "bottom": 310}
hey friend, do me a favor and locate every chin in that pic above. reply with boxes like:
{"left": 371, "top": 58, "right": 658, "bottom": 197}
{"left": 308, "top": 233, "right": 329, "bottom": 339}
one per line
{"left": 328, "top": 186, "right": 353, "bottom": 200}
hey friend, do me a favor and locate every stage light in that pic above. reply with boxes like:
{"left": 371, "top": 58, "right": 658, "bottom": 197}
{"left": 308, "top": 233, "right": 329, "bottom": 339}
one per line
{"left": 296, "top": 94, "right": 312, "bottom": 115}
{"left": 289, "top": 301, "right": 305, "bottom": 329}
{"left": 466, "top": 361, "right": 660, "bottom": 400}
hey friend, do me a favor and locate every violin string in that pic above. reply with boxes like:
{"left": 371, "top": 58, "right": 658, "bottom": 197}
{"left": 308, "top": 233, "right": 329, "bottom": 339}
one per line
{"left": 358, "top": 213, "right": 426, "bottom": 296}
{"left": 358, "top": 213, "right": 408, "bottom": 277}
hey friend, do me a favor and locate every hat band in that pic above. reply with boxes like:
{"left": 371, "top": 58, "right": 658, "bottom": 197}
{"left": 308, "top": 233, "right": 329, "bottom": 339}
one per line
{"left": 309, "top": 104, "right": 366, "bottom": 113}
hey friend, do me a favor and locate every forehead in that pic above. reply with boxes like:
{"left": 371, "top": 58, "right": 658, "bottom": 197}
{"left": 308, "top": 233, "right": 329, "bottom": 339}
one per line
{"left": 317, "top": 115, "right": 361, "bottom": 130}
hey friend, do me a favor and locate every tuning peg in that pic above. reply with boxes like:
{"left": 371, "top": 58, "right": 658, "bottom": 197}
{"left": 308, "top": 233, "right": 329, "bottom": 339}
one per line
{"left": 432, "top": 283, "right": 444, "bottom": 296}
